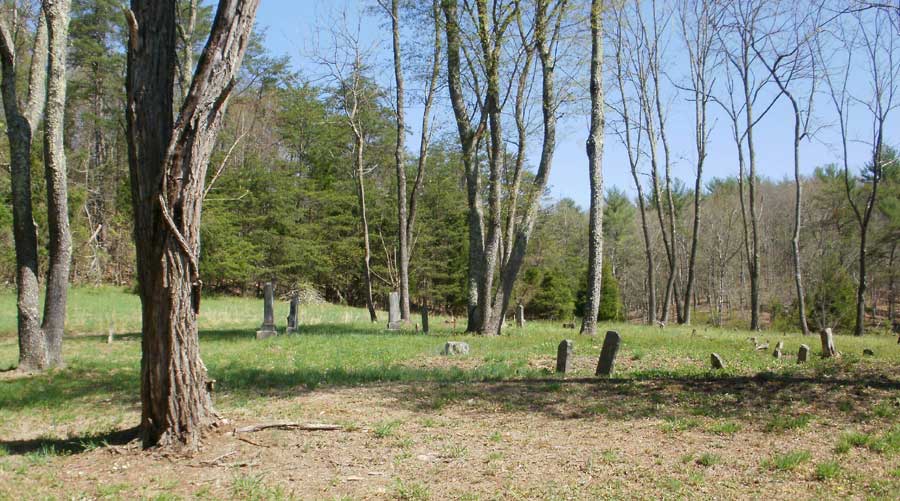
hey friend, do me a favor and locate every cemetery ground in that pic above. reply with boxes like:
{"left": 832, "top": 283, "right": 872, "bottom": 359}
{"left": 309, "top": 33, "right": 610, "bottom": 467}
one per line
{"left": 1, "top": 288, "right": 899, "bottom": 500}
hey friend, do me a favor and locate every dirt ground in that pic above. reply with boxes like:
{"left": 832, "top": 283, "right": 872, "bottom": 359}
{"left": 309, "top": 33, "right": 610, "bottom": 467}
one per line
{"left": 3, "top": 358, "right": 899, "bottom": 500}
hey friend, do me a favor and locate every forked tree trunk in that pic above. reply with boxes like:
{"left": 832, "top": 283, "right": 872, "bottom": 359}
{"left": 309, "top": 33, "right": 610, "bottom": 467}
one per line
{"left": 41, "top": 0, "right": 74, "bottom": 367}
{"left": 580, "top": 0, "right": 605, "bottom": 336}
{"left": 388, "top": 0, "right": 411, "bottom": 322}
{"left": 125, "top": 0, "right": 259, "bottom": 449}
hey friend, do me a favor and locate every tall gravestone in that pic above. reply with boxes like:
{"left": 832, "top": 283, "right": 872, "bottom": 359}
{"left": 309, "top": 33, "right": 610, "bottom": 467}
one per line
{"left": 820, "top": 328, "right": 837, "bottom": 358}
{"left": 710, "top": 353, "right": 725, "bottom": 369}
{"left": 286, "top": 293, "right": 299, "bottom": 334}
{"left": 556, "top": 339, "right": 574, "bottom": 374}
{"left": 595, "top": 331, "right": 621, "bottom": 376}
{"left": 256, "top": 282, "right": 277, "bottom": 339}
{"left": 387, "top": 292, "right": 402, "bottom": 330}
{"left": 773, "top": 340, "right": 783, "bottom": 359}
{"left": 421, "top": 305, "right": 429, "bottom": 334}
{"left": 516, "top": 304, "right": 525, "bottom": 328}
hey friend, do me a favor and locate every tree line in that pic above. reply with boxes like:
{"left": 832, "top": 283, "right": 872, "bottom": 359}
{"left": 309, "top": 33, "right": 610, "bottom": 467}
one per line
{"left": 0, "top": 0, "right": 897, "bottom": 448}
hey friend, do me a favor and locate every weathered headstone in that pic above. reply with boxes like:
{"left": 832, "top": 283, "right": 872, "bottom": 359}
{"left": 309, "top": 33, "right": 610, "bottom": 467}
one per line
{"left": 421, "top": 305, "right": 429, "bottom": 334}
{"left": 256, "top": 282, "right": 277, "bottom": 339}
{"left": 556, "top": 340, "right": 574, "bottom": 374}
{"left": 516, "top": 304, "right": 525, "bottom": 328}
{"left": 595, "top": 331, "right": 621, "bottom": 376}
{"left": 820, "top": 328, "right": 837, "bottom": 358}
{"left": 773, "top": 340, "right": 783, "bottom": 359}
{"left": 797, "top": 344, "right": 810, "bottom": 363}
{"left": 286, "top": 293, "right": 299, "bottom": 333}
{"left": 863, "top": 348, "right": 875, "bottom": 357}
{"left": 443, "top": 341, "right": 469, "bottom": 355}
{"left": 710, "top": 353, "right": 725, "bottom": 369}
{"left": 387, "top": 292, "right": 402, "bottom": 330}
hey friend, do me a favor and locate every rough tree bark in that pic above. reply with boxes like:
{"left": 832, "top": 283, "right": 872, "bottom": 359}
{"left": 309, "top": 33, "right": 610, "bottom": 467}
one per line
{"left": 442, "top": 0, "right": 487, "bottom": 332}
{"left": 1, "top": 1, "right": 71, "bottom": 371}
{"left": 125, "top": 0, "right": 259, "bottom": 449}
{"left": 580, "top": 0, "right": 605, "bottom": 336}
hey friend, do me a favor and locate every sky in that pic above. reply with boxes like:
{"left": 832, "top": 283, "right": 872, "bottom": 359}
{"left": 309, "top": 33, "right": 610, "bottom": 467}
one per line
{"left": 253, "top": 0, "right": 889, "bottom": 210}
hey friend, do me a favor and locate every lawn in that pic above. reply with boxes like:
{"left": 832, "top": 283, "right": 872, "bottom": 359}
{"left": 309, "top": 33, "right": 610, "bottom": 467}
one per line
{"left": 1, "top": 287, "right": 899, "bottom": 500}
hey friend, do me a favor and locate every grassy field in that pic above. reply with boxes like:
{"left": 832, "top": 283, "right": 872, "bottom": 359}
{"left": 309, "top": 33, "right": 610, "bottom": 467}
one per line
{"left": 1, "top": 287, "right": 899, "bottom": 500}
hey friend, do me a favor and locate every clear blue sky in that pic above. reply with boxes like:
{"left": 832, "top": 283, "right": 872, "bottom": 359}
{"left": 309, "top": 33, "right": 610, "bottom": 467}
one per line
{"left": 254, "top": 0, "right": 885, "bottom": 210}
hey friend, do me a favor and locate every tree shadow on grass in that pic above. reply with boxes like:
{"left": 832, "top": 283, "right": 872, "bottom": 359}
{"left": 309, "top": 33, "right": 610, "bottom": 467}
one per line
{"left": 0, "top": 426, "right": 140, "bottom": 456}
{"left": 374, "top": 371, "right": 900, "bottom": 426}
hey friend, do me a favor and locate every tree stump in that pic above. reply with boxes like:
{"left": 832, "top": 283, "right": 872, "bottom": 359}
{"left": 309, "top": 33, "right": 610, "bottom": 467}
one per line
{"left": 820, "top": 328, "right": 836, "bottom": 358}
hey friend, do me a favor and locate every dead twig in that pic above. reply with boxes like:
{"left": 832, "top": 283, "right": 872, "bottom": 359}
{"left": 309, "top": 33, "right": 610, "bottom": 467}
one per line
{"left": 233, "top": 422, "right": 342, "bottom": 434}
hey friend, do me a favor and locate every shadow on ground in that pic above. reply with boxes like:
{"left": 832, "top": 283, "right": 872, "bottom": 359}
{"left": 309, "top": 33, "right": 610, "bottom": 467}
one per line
{"left": 0, "top": 426, "right": 141, "bottom": 455}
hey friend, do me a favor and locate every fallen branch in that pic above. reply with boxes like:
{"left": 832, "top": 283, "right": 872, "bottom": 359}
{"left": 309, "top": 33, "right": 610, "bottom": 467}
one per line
{"left": 234, "top": 422, "right": 342, "bottom": 434}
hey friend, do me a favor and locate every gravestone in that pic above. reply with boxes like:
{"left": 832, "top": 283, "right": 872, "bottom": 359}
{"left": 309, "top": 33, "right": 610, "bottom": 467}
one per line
{"left": 421, "top": 305, "right": 429, "bottom": 334}
{"left": 443, "top": 341, "right": 469, "bottom": 355}
{"left": 387, "top": 292, "right": 402, "bottom": 330}
{"left": 256, "top": 282, "right": 277, "bottom": 339}
{"left": 286, "top": 293, "right": 299, "bottom": 333}
{"left": 797, "top": 344, "right": 810, "bottom": 363}
{"left": 773, "top": 341, "right": 783, "bottom": 359}
{"left": 710, "top": 353, "right": 725, "bottom": 369}
{"left": 863, "top": 348, "right": 875, "bottom": 357}
{"left": 595, "top": 331, "right": 621, "bottom": 376}
{"left": 516, "top": 304, "right": 525, "bottom": 328}
{"left": 556, "top": 339, "right": 574, "bottom": 374}
{"left": 820, "top": 328, "right": 837, "bottom": 358}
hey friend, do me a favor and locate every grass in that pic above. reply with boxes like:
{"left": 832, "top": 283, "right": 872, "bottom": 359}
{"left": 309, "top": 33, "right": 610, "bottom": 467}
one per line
{"left": 763, "top": 450, "right": 811, "bottom": 472}
{"left": 1, "top": 287, "right": 900, "bottom": 499}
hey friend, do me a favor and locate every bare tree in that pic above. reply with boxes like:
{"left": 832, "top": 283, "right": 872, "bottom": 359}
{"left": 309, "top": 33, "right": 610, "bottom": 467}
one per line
{"left": 0, "top": 0, "right": 71, "bottom": 371}
{"left": 821, "top": 6, "right": 898, "bottom": 335}
{"left": 677, "top": 0, "right": 718, "bottom": 325}
{"left": 125, "top": 0, "right": 259, "bottom": 449}
{"left": 580, "top": 0, "right": 605, "bottom": 336}
{"left": 609, "top": 1, "right": 656, "bottom": 325}
{"left": 753, "top": 1, "right": 822, "bottom": 335}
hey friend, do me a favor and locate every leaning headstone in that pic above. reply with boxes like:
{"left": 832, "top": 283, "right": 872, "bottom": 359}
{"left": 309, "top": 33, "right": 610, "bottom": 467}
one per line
{"left": 556, "top": 340, "right": 574, "bottom": 374}
{"left": 256, "top": 282, "right": 277, "bottom": 339}
{"left": 595, "top": 331, "right": 621, "bottom": 376}
{"left": 773, "top": 341, "right": 784, "bottom": 359}
{"left": 710, "top": 353, "right": 725, "bottom": 370}
{"left": 443, "top": 341, "right": 469, "bottom": 356}
{"left": 421, "top": 305, "right": 430, "bottom": 334}
{"left": 286, "top": 293, "right": 300, "bottom": 333}
{"left": 863, "top": 348, "right": 875, "bottom": 357}
{"left": 516, "top": 304, "right": 525, "bottom": 328}
{"left": 797, "top": 344, "right": 810, "bottom": 363}
{"left": 387, "top": 292, "right": 402, "bottom": 330}
{"left": 820, "top": 328, "right": 837, "bottom": 358}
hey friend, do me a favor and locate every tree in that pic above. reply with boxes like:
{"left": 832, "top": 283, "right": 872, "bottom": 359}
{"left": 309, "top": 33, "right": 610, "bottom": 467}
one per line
{"left": 0, "top": 0, "right": 72, "bottom": 371}
{"left": 580, "top": 0, "right": 606, "bottom": 336}
{"left": 598, "top": 261, "right": 623, "bottom": 321}
{"left": 125, "top": 0, "right": 259, "bottom": 449}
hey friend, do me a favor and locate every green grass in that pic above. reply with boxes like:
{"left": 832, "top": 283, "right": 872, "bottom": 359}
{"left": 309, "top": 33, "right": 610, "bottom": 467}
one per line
{"left": 765, "top": 413, "right": 812, "bottom": 432}
{"left": 815, "top": 460, "right": 842, "bottom": 481}
{"left": 696, "top": 453, "right": 721, "bottom": 467}
{"left": 763, "top": 450, "right": 811, "bottom": 472}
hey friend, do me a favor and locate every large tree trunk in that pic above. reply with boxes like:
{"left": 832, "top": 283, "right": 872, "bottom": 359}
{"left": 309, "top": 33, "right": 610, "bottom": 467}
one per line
{"left": 789, "top": 109, "right": 810, "bottom": 336}
{"left": 580, "top": 0, "right": 604, "bottom": 336}
{"left": 389, "top": 0, "right": 411, "bottom": 322}
{"left": 126, "top": 0, "right": 259, "bottom": 450}
{"left": 41, "top": 0, "right": 73, "bottom": 367}
{"left": 442, "top": 0, "right": 486, "bottom": 332}
{"left": 1, "top": 9, "right": 51, "bottom": 371}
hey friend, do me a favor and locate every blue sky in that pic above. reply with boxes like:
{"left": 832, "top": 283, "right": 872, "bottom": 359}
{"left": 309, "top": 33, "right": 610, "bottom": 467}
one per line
{"left": 254, "top": 0, "right": 887, "bottom": 210}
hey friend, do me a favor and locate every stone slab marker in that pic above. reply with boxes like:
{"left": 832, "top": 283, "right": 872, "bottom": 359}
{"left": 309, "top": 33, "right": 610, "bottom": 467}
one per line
{"left": 421, "top": 305, "right": 430, "bottom": 334}
{"left": 443, "top": 341, "right": 469, "bottom": 355}
{"left": 773, "top": 341, "right": 783, "bottom": 359}
{"left": 256, "top": 282, "right": 277, "bottom": 339}
{"left": 556, "top": 339, "right": 574, "bottom": 374}
{"left": 387, "top": 292, "right": 402, "bottom": 330}
{"left": 595, "top": 331, "right": 621, "bottom": 376}
{"left": 820, "top": 328, "right": 836, "bottom": 358}
{"left": 797, "top": 344, "right": 809, "bottom": 363}
{"left": 710, "top": 353, "right": 725, "bottom": 369}
{"left": 516, "top": 304, "right": 525, "bottom": 328}
{"left": 286, "top": 293, "right": 299, "bottom": 333}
